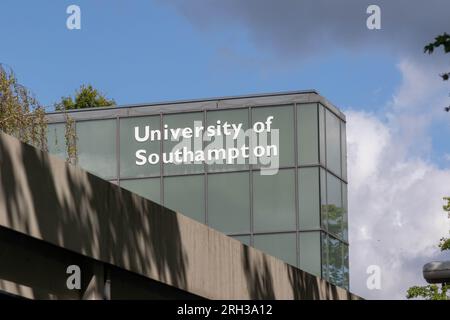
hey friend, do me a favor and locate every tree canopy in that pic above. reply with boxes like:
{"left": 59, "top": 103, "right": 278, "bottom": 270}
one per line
{"left": 0, "top": 64, "right": 47, "bottom": 150}
{"left": 54, "top": 84, "right": 115, "bottom": 111}
{"left": 424, "top": 33, "right": 450, "bottom": 112}
{"left": 0, "top": 65, "right": 116, "bottom": 163}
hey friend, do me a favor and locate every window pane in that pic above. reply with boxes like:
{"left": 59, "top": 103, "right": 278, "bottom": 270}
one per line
{"left": 341, "top": 121, "right": 347, "bottom": 180}
{"left": 298, "top": 167, "right": 320, "bottom": 229}
{"left": 342, "top": 183, "right": 348, "bottom": 242}
{"left": 163, "top": 112, "right": 204, "bottom": 175}
{"left": 47, "top": 123, "right": 67, "bottom": 160}
{"left": 325, "top": 110, "right": 341, "bottom": 176}
{"left": 252, "top": 105, "right": 294, "bottom": 168}
{"left": 320, "top": 168, "right": 327, "bottom": 229}
{"left": 327, "top": 173, "right": 343, "bottom": 238}
{"left": 297, "top": 104, "right": 319, "bottom": 165}
{"left": 254, "top": 233, "right": 297, "bottom": 267}
{"left": 299, "top": 232, "right": 321, "bottom": 277}
{"left": 206, "top": 109, "right": 249, "bottom": 172}
{"left": 321, "top": 232, "right": 328, "bottom": 280}
{"left": 77, "top": 119, "right": 117, "bottom": 179}
{"left": 328, "top": 236, "right": 344, "bottom": 287}
{"left": 208, "top": 172, "right": 250, "bottom": 234}
{"left": 120, "top": 116, "right": 160, "bottom": 178}
{"left": 164, "top": 175, "right": 204, "bottom": 223}
{"left": 343, "top": 244, "right": 349, "bottom": 290}
{"left": 253, "top": 169, "right": 296, "bottom": 232}
{"left": 231, "top": 235, "right": 250, "bottom": 246}
{"left": 319, "top": 105, "right": 326, "bottom": 166}
{"left": 120, "top": 178, "right": 161, "bottom": 204}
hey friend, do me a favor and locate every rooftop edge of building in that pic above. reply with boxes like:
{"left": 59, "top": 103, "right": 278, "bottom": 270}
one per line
{"left": 45, "top": 90, "right": 346, "bottom": 123}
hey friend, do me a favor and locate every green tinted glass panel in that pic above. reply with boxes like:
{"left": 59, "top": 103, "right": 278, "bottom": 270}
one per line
{"left": 299, "top": 232, "right": 321, "bottom": 277}
{"left": 327, "top": 173, "right": 343, "bottom": 238}
{"left": 163, "top": 112, "right": 204, "bottom": 175}
{"left": 47, "top": 123, "right": 67, "bottom": 160}
{"left": 298, "top": 167, "right": 320, "bottom": 229}
{"left": 231, "top": 235, "right": 250, "bottom": 246}
{"left": 320, "top": 168, "right": 327, "bottom": 229}
{"left": 253, "top": 169, "right": 296, "bottom": 232}
{"left": 343, "top": 244, "right": 349, "bottom": 290}
{"left": 206, "top": 109, "right": 249, "bottom": 172}
{"left": 342, "top": 183, "right": 348, "bottom": 242}
{"left": 77, "top": 119, "right": 116, "bottom": 179}
{"left": 120, "top": 116, "right": 160, "bottom": 178}
{"left": 208, "top": 172, "right": 250, "bottom": 234}
{"left": 319, "top": 105, "right": 326, "bottom": 166}
{"left": 341, "top": 121, "right": 347, "bottom": 180}
{"left": 164, "top": 175, "right": 204, "bottom": 223}
{"left": 321, "top": 232, "right": 328, "bottom": 280}
{"left": 326, "top": 110, "right": 341, "bottom": 176}
{"left": 328, "top": 236, "right": 344, "bottom": 287}
{"left": 252, "top": 105, "right": 294, "bottom": 167}
{"left": 254, "top": 233, "right": 297, "bottom": 267}
{"left": 120, "top": 178, "right": 161, "bottom": 204}
{"left": 298, "top": 104, "right": 319, "bottom": 165}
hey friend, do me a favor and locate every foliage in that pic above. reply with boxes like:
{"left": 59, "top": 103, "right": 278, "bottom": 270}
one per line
{"left": 64, "top": 113, "right": 77, "bottom": 165}
{"left": 321, "top": 204, "right": 347, "bottom": 286}
{"left": 406, "top": 197, "right": 450, "bottom": 300}
{"left": 54, "top": 84, "right": 115, "bottom": 111}
{"left": 0, "top": 64, "right": 78, "bottom": 164}
{"left": 424, "top": 33, "right": 450, "bottom": 111}
{"left": 52, "top": 84, "right": 115, "bottom": 162}
{"left": 407, "top": 284, "right": 449, "bottom": 300}
{"left": 438, "top": 197, "right": 450, "bottom": 252}
{"left": 0, "top": 64, "right": 47, "bottom": 150}
{"left": 424, "top": 33, "right": 450, "bottom": 54}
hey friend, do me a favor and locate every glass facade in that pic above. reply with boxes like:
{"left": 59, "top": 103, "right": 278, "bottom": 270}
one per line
{"left": 77, "top": 119, "right": 117, "bottom": 179}
{"left": 46, "top": 99, "right": 349, "bottom": 289}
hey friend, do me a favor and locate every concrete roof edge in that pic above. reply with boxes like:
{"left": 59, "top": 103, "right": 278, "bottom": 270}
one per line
{"left": 45, "top": 89, "right": 346, "bottom": 121}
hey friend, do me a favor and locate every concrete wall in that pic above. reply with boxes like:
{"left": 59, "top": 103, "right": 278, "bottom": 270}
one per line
{"left": 0, "top": 132, "right": 359, "bottom": 300}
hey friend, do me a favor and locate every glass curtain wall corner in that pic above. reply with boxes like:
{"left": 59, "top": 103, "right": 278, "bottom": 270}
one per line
{"left": 46, "top": 101, "right": 349, "bottom": 289}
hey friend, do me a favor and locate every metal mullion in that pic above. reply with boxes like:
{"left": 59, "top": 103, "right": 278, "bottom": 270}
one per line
{"left": 249, "top": 106, "right": 254, "bottom": 246}
{"left": 252, "top": 230, "right": 297, "bottom": 236}
{"left": 293, "top": 103, "right": 300, "bottom": 268}
{"left": 116, "top": 116, "right": 120, "bottom": 185}
{"left": 116, "top": 163, "right": 340, "bottom": 180}
{"left": 226, "top": 232, "right": 252, "bottom": 237}
{"left": 203, "top": 110, "right": 208, "bottom": 225}
{"left": 316, "top": 103, "right": 324, "bottom": 278}
{"left": 321, "top": 228, "right": 349, "bottom": 246}
{"left": 323, "top": 105, "right": 329, "bottom": 280}
{"left": 160, "top": 112, "right": 164, "bottom": 206}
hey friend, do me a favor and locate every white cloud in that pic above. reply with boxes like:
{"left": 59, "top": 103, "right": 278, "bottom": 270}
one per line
{"left": 347, "top": 58, "right": 450, "bottom": 299}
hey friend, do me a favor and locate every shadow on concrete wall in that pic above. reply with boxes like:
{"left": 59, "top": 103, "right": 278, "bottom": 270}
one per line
{"left": 0, "top": 133, "right": 188, "bottom": 298}
{"left": 287, "top": 264, "right": 354, "bottom": 300}
{"left": 241, "top": 240, "right": 351, "bottom": 300}
{"left": 241, "top": 246, "right": 275, "bottom": 299}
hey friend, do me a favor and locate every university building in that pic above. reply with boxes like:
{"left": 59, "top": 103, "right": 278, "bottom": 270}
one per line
{"left": 0, "top": 90, "right": 354, "bottom": 299}
{"left": 47, "top": 90, "right": 349, "bottom": 289}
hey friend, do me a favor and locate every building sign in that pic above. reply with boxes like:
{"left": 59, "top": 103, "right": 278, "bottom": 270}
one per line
{"left": 134, "top": 116, "right": 280, "bottom": 175}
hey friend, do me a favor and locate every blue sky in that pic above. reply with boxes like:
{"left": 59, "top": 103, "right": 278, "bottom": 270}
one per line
{"left": 1, "top": 0, "right": 450, "bottom": 299}
{"left": 0, "top": 0, "right": 400, "bottom": 109}
{"left": 2, "top": 0, "right": 448, "bottom": 166}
